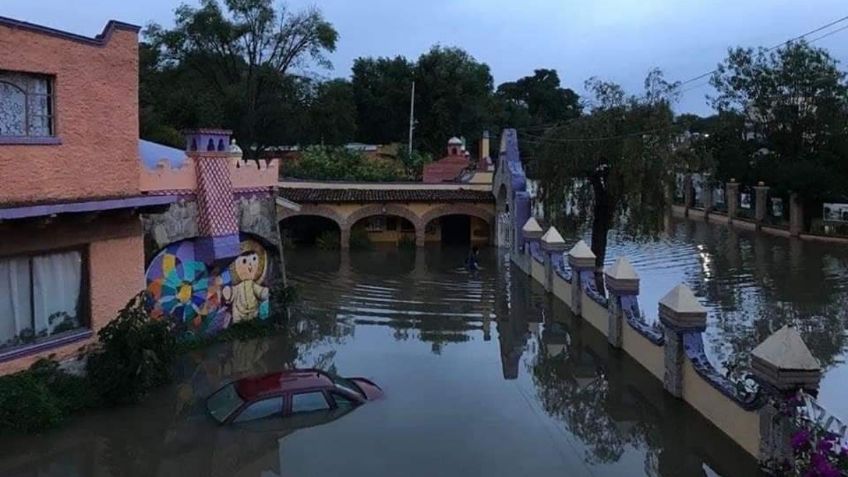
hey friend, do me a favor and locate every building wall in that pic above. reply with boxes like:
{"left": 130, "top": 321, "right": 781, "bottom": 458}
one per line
{"left": 0, "top": 216, "right": 143, "bottom": 374}
{"left": 0, "top": 22, "right": 140, "bottom": 204}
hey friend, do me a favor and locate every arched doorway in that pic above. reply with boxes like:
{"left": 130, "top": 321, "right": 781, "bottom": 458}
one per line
{"left": 349, "top": 214, "right": 417, "bottom": 248}
{"left": 279, "top": 215, "right": 341, "bottom": 248}
{"left": 421, "top": 205, "right": 494, "bottom": 247}
{"left": 424, "top": 214, "right": 491, "bottom": 246}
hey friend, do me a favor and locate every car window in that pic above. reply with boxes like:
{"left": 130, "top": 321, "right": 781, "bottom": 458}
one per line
{"left": 330, "top": 391, "right": 358, "bottom": 408}
{"left": 233, "top": 396, "right": 284, "bottom": 423}
{"left": 207, "top": 383, "right": 245, "bottom": 424}
{"left": 291, "top": 391, "right": 330, "bottom": 413}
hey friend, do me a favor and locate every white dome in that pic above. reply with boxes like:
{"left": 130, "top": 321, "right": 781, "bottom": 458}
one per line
{"left": 448, "top": 137, "right": 462, "bottom": 145}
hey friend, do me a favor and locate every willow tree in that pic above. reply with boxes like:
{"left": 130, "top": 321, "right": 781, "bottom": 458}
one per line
{"left": 536, "top": 70, "right": 679, "bottom": 270}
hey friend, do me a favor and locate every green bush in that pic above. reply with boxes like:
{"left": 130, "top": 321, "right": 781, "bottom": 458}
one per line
{"left": 86, "top": 294, "right": 176, "bottom": 406}
{"left": 0, "top": 358, "right": 95, "bottom": 434}
{"left": 316, "top": 230, "right": 340, "bottom": 249}
{"left": 0, "top": 370, "right": 63, "bottom": 433}
{"left": 269, "top": 278, "right": 298, "bottom": 323}
{"left": 349, "top": 228, "right": 373, "bottom": 250}
{"left": 29, "top": 358, "right": 98, "bottom": 414}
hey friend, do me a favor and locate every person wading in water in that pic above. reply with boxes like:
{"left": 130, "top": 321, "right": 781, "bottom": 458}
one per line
{"left": 465, "top": 246, "right": 480, "bottom": 271}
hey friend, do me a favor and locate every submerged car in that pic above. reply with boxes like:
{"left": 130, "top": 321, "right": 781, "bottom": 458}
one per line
{"left": 206, "top": 368, "right": 383, "bottom": 425}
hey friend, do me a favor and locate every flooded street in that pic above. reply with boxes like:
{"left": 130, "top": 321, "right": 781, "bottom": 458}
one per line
{"left": 3, "top": 217, "right": 848, "bottom": 476}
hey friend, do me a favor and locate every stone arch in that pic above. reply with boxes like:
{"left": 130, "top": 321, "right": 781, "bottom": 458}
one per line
{"left": 421, "top": 203, "right": 494, "bottom": 227}
{"left": 345, "top": 203, "right": 423, "bottom": 247}
{"left": 277, "top": 203, "right": 344, "bottom": 230}
{"left": 278, "top": 204, "right": 345, "bottom": 247}
{"left": 421, "top": 204, "right": 495, "bottom": 246}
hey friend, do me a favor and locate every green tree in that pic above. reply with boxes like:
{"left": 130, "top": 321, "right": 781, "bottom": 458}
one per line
{"left": 304, "top": 79, "right": 357, "bottom": 145}
{"left": 413, "top": 46, "right": 495, "bottom": 156}
{"left": 709, "top": 41, "right": 848, "bottom": 200}
{"left": 536, "top": 70, "right": 679, "bottom": 270}
{"left": 496, "top": 68, "right": 581, "bottom": 128}
{"left": 351, "top": 56, "right": 415, "bottom": 144}
{"left": 144, "top": 0, "right": 338, "bottom": 156}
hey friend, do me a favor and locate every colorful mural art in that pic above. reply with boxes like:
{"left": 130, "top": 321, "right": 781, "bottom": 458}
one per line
{"left": 145, "top": 237, "right": 271, "bottom": 338}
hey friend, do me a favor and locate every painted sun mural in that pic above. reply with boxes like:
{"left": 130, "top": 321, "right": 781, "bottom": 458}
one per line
{"left": 145, "top": 238, "right": 271, "bottom": 338}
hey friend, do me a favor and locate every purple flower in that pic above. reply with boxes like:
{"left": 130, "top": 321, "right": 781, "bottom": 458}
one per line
{"left": 817, "top": 438, "right": 836, "bottom": 453}
{"left": 805, "top": 451, "right": 842, "bottom": 477}
{"left": 793, "top": 429, "right": 813, "bottom": 452}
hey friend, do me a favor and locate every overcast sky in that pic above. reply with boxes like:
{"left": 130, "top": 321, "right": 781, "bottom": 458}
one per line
{"left": 3, "top": 0, "right": 847, "bottom": 114}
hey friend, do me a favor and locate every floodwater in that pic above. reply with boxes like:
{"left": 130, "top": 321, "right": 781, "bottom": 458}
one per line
{"left": 586, "top": 218, "right": 848, "bottom": 420}
{"left": 2, "top": 227, "right": 790, "bottom": 477}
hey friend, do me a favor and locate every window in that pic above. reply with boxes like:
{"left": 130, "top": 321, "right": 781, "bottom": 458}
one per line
{"left": 0, "top": 250, "right": 86, "bottom": 354}
{"left": 330, "top": 392, "right": 358, "bottom": 408}
{"left": 234, "top": 396, "right": 284, "bottom": 423}
{"left": 206, "top": 383, "right": 245, "bottom": 423}
{"left": 0, "top": 70, "right": 54, "bottom": 137}
{"left": 291, "top": 391, "right": 330, "bottom": 413}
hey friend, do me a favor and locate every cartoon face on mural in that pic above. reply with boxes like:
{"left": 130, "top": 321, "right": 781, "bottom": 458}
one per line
{"left": 145, "top": 237, "right": 272, "bottom": 338}
{"left": 222, "top": 240, "right": 270, "bottom": 323}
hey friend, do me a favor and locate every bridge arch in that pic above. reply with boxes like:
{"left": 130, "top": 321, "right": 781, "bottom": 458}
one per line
{"left": 345, "top": 203, "right": 422, "bottom": 248}
{"left": 421, "top": 204, "right": 494, "bottom": 246}
{"left": 278, "top": 204, "right": 345, "bottom": 247}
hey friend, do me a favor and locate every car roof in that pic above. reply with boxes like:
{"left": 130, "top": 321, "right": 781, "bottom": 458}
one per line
{"left": 234, "top": 369, "right": 334, "bottom": 400}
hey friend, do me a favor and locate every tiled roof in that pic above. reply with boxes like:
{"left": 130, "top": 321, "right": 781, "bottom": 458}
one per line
{"left": 423, "top": 155, "right": 470, "bottom": 183}
{"left": 278, "top": 188, "right": 493, "bottom": 203}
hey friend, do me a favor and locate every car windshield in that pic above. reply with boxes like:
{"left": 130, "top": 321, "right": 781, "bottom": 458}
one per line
{"left": 206, "top": 383, "right": 245, "bottom": 423}
{"left": 331, "top": 375, "right": 364, "bottom": 398}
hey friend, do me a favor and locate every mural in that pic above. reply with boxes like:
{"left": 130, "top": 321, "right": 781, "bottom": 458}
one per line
{"left": 145, "top": 237, "right": 271, "bottom": 338}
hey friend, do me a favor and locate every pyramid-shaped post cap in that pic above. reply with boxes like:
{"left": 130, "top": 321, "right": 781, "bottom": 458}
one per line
{"left": 567, "top": 240, "right": 596, "bottom": 269}
{"left": 541, "top": 226, "right": 567, "bottom": 252}
{"left": 522, "top": 217, "right": 544, "bottom": 240}
{"left": 751, "top": 325, "right": 821, "bottom": 392}
{"left": 658, "top": 284, "right": 707, "bottom": 330}
{"left": 604, "top": 257, "right": 640, "bottom": 294}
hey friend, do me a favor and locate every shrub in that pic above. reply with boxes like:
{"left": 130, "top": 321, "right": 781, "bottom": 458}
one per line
{"left": 269, "top": 278, "right": 298, "bottom": 323}
{"left": 0, "top": 370, "right": 63, "bottom": 433}
{"left": 86, "top": 294, "right": 176, "bottom": 406}
{"left": 29, "top": 358, "right": 97, "bottom": 414}
{"left": 0, "top": 358, "right": 95, "bottom": 434}
{"left": 316, "top": 230, "right": 340, "bottom": 249}
{"left": 349, "top": 228, "right": 373, "bottom": 250}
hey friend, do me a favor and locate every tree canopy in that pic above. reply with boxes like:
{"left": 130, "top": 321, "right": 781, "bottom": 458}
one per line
{"left": 142, "top": 0, "right": 338, "bottom": 155}
{"left": 140, "top": 2, "right": 582, "bottom": 161}
{"left": 708, "top": 41, "right": 848, "bottom": 199}
{"left": 535, "top": 70, "right": 680, "bottom": 269}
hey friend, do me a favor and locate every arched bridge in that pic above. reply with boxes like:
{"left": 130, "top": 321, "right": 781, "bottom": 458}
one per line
{"left": 277, "top": 181, "right": 495, "bottom": 248}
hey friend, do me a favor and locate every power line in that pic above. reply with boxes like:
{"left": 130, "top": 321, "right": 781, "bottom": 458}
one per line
{"left": 672, "top": 14, "right": 848, "bottom": 90}
{"left": 511, "top": 14, "right": 848, "bottom": 145}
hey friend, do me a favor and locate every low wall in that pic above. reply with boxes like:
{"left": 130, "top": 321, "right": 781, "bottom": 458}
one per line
{"left": 552, "top": 274, "right": 571, "bottom": 307}
{"left": 513, "top": 244, "right": 762, "bottom": 460}
{"left": 682, "top": 360, "right": 760, "bottom": 457}
{"left": 671, "top": 205, "right": 848, "bottom": 244}
{"left": 622, "top": 323, "right": 664, "bottom": 380}
{"left": 581, "top": 289, "right": 607, "bottom": 336}
{"left": 530, "top": 257, "right": 545, "bottom": 284}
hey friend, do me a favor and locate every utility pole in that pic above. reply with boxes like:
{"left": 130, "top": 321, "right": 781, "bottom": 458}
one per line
{"left": 408, "top": 81, "right": 415, "bottom": 154}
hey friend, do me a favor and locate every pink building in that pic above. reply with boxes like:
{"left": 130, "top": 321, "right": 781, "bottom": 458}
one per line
{"left": 0, "top": 16, "right": 281, "bottom": 373}
{"left": 0, "top": 17, "right": 175, "bottom": 374}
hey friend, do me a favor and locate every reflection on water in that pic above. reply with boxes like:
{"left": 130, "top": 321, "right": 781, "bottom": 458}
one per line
{"left": 582, "top": 218, "right": 848, "bottom": 418}
{"left": 0, "top": 241, "right": 770, "bottom": 477}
